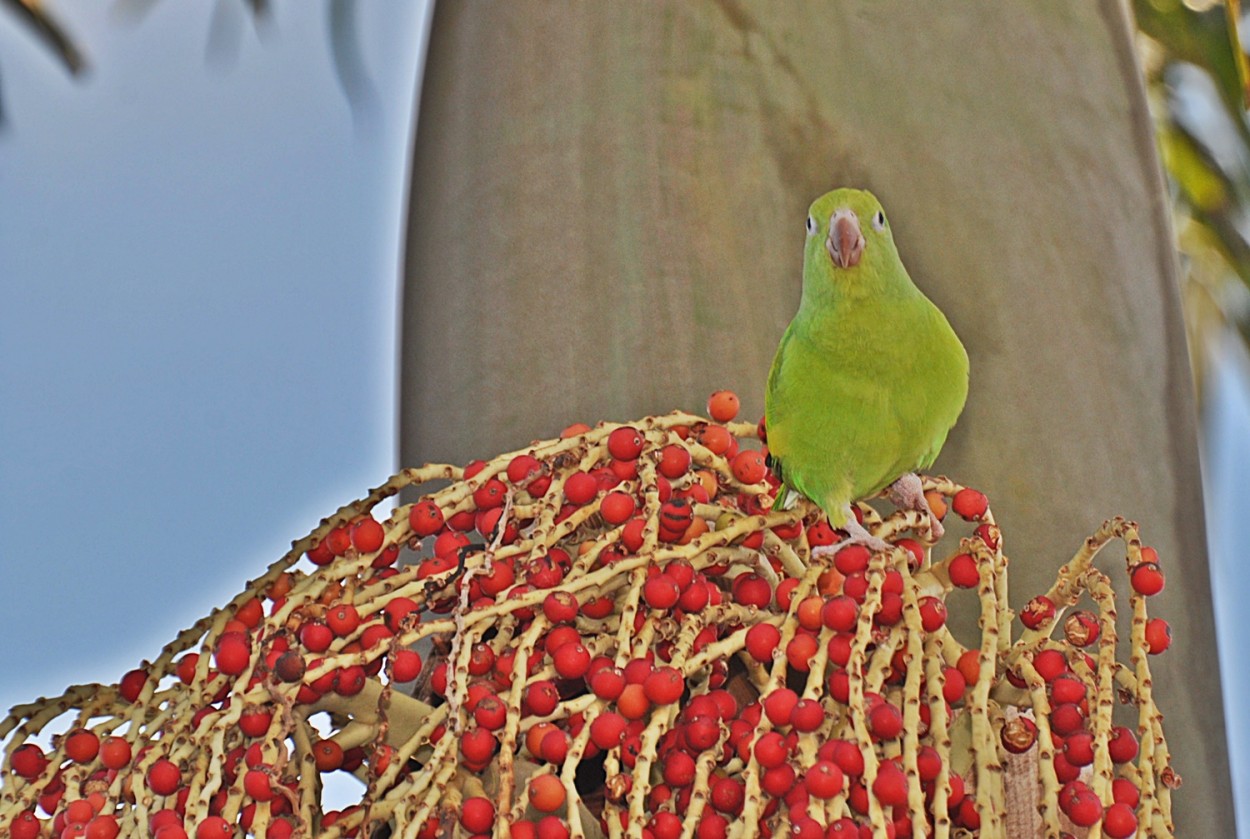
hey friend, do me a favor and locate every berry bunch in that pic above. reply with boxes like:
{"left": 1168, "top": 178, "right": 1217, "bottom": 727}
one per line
{"left": 0, "top": 393, "right": 1177, "bottom": 838}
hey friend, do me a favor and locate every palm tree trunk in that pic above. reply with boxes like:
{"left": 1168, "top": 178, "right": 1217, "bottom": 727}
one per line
{"left": 400, "top": 2, "right": 1233, "bottom": 832}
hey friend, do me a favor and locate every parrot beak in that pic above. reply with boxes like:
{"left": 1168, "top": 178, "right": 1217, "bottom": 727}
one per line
{"left": 826, "top": 210, "right": 865, "bottom": 269}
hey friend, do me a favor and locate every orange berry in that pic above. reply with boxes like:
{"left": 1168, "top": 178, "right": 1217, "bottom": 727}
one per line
{"left": 924, "top": 490, "right": 948, "bottom": 523}
{"left": 795, "top": 596, "right": 825, "bottom": 631}
{"left": 957, "top": 649, "right": 981, "bottom": 686}
{"left": 616, "top": 683, "right": 651, "bottom": 720}
{"left": 816, "top": 568, "right": 845, "bottom": 596}
{"left": 525, "top": 723, "right": 560, "bottom": 759}
{"left": 560, "top": 422, "right": 591, "bottom": 438}
{"left": 677, "top": 516, "right": 709, "bottom": 545}
{"left": 707, "top": 390, "right": 741, "bottom": 423}
{"left": 528, "top": 774, "right": 567, "bottom": 813}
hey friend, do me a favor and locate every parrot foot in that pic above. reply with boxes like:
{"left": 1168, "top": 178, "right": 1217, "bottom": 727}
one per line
{"left": 887, "top": 472, "right": 944, "bottom": 541}
{"left": 812, "top": 511, "right": 892, "bottom": 556}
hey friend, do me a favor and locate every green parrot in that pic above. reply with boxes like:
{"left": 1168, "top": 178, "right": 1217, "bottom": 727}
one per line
{"left": 764, "top": 188, "right": 968, "bottom": 550}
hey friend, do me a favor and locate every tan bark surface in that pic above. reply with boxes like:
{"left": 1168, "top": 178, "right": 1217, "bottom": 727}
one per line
{"left": 400, "top": 2, "right": 1232, "bottom": 831}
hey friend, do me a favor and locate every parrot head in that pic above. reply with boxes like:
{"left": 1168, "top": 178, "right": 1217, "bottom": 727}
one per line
{"left": 801, "top": 188, "right": 904, "bottom": 300}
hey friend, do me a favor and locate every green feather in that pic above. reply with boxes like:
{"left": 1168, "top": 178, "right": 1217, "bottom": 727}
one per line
{"left": 764, "top": 188, "right": 968, "bottom": 527}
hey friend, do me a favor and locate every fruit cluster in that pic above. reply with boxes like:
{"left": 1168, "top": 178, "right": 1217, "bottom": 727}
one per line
{"left": 0, "top": 393, "right": 1177, "bottom": 838}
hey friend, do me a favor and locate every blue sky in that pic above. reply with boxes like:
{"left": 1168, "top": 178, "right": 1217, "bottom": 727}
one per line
{"left": 0, "top": 2, "right": 426, "bottom": 718}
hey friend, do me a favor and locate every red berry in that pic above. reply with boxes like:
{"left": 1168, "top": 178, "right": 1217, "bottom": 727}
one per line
{"left": 608, "top": 426, "right": 645, "bottom": 461}
{"left": 1112, "top": 778, "right": 1140, "bottom": 808}
{"left": 868, "top": 702, "right": 903, "bottom": 741}
{"left": 697, "top": 424, "right": 733, "bottom": 455}
{"left": 563, "top": 471, "right": 598, "bottom": 505}
{"left": 599, "top": 491, "right": 636, "bottom": 525}
{"left": 1062, "top": 787, "right": 1103, "bottom": 827}
{"left": 119, "top": 667, "right": 149, "bottom": 703}
{"left": 147, "top": 759, "right": 182, "bottom": 796}
{"left": 1050, "top": 675, "right": 1087, "bottom": 705}
{"left": 190, "top": 817, "right": 232, "bottom": 839}
{"left": 710, "top": 776, "right": 745, "bottom": 815}
{"left": 64, "top": 728, "right": 100, "bottom": 764}
{"left": 312, "top": 739, "right": 344, "bottom": 773}
{"left": 100, "top": 736, "right": 132, "bottom": 770}
{"left": 918, "top": 596, "right": 947, "bottom": 632}
{"left": 244, "top": 767, "right": 275, "bottom": 801}
{"left": 1109, "top": 725, "right": 1139, "bottom": 763}
{"left": 744, "top": 623, "right": 781, "bottom": 662}
{"left": 749, "top": 731, "right": 786, "bottom": 768}
{"left": 871, "top": 762, "right": 908, "bottom": 807}
{"left": 10, "top": 744, "right": 47, "bottom": 780}
{"left": 542, "top": 591, "right": 579, "bottom": 624}
{"left": 951, "top": 488, "right": 988, "bottom": 520}
{"left": 658, "top": 498, "right": 694, "bottom": 538}
{"left": 535, "top": 816, "right": 570, "bottom": 839}
{"left": 409, "top": 500, "right": 444, "bottom": 536}
{"left": 552, "top": 643, "right": 592, "bottom": 679}
{"left": 731, "top": 572, "right": 772, "bottom": 608}
{"left": 1033, "top": 648, "right": 1068, "bottom": 682}
{"left": 942, "top": 666, "right": 967, "bottom": 704}
{"left": 538, "top": 729, "right": 569, "bottom": 765}
{"left": 239, "top": 706, "right": 273, "bottom": 738}
{"left": 947, "top": 553, "right": 979, "bottom": 588}
{"left": 507, "top": 454, "right": 543, "bottom": 484}
{"left": 643, "top": 667, "right": 685, "bottom": 705}
{"left": 590, "top": 666, "right": 626, "bottom": 701}
{"left": 1020, "top": 595, "right": 1055, "bottom": 630}
{"left": 829, "top": 740, "right": 865, "bottom": 776}
{"left": 350, "top": 517, "right": 385, "bottom": 553}
{"left": 460, "top": 797, "right": 495, "bottom": 833}
{"left": 821, "top": 596, "right": 859, "bottom": 632}
{"left": 617, "top": 683, "right": 651, "bottom": 720}
{"left": 1063, "top": 610, "right": 1100, "bottom": 647}
{"left": 657, "top": 444, "right": 692, "bottom": 479}
{"left": 639, "top": 576, "right": 681, "bottom": 612}
{"left": 326, "top": 604, "right": 361, "bottom": 637}
{"left": 590, "top": 712, "right": 628, "bottom": 749}
{"left": 1063, "top": 731, "right": 1095, "bottom": 766}
{"left": 299, "top": 620, "right": 333, "bottom": 653}
{"left": 1000, "top": 715, "right": 1038, "bottom": 753}
{"left": 1102, "top": 802, "right": 1137, "bottom": 838}
{"left": 790, "top": 698, "right": 825, "bottom": 732}
{"left": 1130, "top": 561, "right": 1165, "bottom": 596}
{"left": 1145, "top": 620, "right": 1170, "bottom": 655}
{"left": 762, "top": 688, "right": 798, "bottom": 726}
{"left": 524, "top": 681, "right": 561, "bottom": 719}
{"left": 663, "top": 751, "right": 697, "bottom": 787}
{"left": 214, "top": 635, "right": 250, "bottom": 676}
{"left": 459, "top": 728, "right": 497, "bottom": 766}
{"left": 682, "top": 715, "right": 720, "bottom": 752}
{"left": 916, "top": 746, "right": 943, "bottom": 782}
{"left": 9, "top": 811, "right": 42, "bottom": 839}
{"left": 834, "top": 544, "right": 870, "bottom": 575}
{"left": 324, "top": 524, "right": 352, "bottom": 556}
{"left": 1049, "top": 703, "right": 1086, "bottom": 736}
{"left": 805, "top": 759, "right": 844, "bottom": 799}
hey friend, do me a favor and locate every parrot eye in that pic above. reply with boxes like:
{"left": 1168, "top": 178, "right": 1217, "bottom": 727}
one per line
{"left": 872, "top": 210, "right": 886, "bottom": 232}
{"left": 805, "top": 216, "right": 816, "bottom": 236}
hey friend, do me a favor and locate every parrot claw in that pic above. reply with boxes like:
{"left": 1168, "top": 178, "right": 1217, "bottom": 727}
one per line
{"left": 811, "top": 511, "right": 892, "bottom": 557}
{"left": 887, "top": 472, "right": 944, "bottom": 541}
